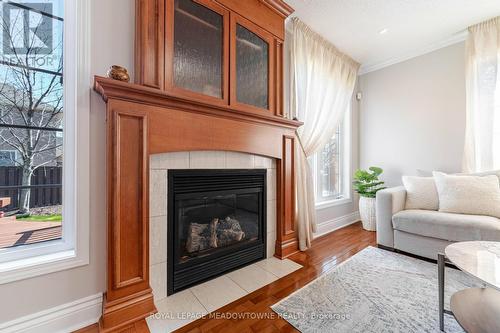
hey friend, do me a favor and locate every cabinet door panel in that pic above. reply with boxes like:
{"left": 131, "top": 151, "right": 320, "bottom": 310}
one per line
{"left": 236, "top": 24, "right": 269, "bottom": 109}
{"left": 230, "top": 14, "right": 275, "bottom": 114}
{"left": 166, "top": 0, "right": 229, "bottom": 104}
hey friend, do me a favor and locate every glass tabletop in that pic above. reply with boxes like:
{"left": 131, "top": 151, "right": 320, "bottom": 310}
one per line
{"left": 445, "top": 241, "right": 500, "bottom": 290}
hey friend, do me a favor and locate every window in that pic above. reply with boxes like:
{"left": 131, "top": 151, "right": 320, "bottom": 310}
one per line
{"left": 0, "top": 0, "right": 64, "bottom": 248}
{"left": 0, "top": 0, "right": 90, "bottom": 283}
{"left": 310, "top": 108, "right": 351, "bottom": 208}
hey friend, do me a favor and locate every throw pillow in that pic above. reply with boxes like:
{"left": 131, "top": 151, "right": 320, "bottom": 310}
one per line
{"left": 433, "top": 171, "right": 500, "bottom": 218}
{"left": 402, "top": 176, "right": 439, "bottom": 210}
{"left": 465, "top": 169, "right": 500, "bottom": 182}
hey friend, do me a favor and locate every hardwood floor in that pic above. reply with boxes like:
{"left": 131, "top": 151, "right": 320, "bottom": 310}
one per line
{"left": 75, "top": 222, "right": 376, "bottom": 333}
{"left": 175, "top": 221, "right": 376, "bottom": 333}
{"left": 73, "top": 320, "right": 150, "bottom": 333}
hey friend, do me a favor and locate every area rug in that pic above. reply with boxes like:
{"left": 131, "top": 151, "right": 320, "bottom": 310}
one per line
{"left": 272, "top": 246, "right": 485, "bottom": 333}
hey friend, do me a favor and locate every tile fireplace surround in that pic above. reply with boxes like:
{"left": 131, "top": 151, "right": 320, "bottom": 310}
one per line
{"left": 149, "top": 151, "right": 278, "bottom": 301}
{"left": 146, "top": 151, "right": 302, "bottom": 331}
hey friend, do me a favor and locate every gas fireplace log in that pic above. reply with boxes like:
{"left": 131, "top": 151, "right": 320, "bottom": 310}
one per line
{"left": 217, "top": 229, "right": 245, "bottom": 246}
{"left": 217, "top": 217, "right": 245, "bottom": 247}
{"left": 209, "top": 218, "right": 218, "bottom": 248}
{"left": 185, "top": 223, "right": 210, "bottom": 253}
{"left": 185, "top": 217, "right": 246, "bottom": 253}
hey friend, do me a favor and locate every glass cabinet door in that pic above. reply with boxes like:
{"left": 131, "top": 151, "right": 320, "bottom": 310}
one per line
{"left": 231, "top": 14, "right": 275, "bottom": 113}
{"left": 236, "top": 24, "right": 268, "bottom": 109}
{"left": 168, "top": 0, "right": 229, "bottom": 103}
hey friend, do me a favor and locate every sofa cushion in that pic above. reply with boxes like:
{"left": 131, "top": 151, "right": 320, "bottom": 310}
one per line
{"left": 392, "top": 210, "right": 500, "bottom": 242}
{"left": 433, "top": 171, "right": 500, "bottom": 218}
{"left": 402, "top": 176, "right": 439, "bottom": 210}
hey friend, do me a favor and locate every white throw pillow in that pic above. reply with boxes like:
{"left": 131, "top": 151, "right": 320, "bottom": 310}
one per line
{"left": 402, "top": 176, "right": 439, "bottom": 210}
{"left": 464, "top": 169, "right": 500, "bottom": 180}
{"left": 433, "top": 171, "right": 500, "bottom": 218}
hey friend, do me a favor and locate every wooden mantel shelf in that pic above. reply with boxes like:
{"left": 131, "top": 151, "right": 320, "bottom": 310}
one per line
{"left": 94, "top": 76, "right": 302, "bottom": 130}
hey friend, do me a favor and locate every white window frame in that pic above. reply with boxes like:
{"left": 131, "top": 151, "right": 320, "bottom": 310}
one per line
{"left": 0, "top": 0, "right": 90, "bottom": 284}
{"left": 313, "top": 106, "right": 352, "bottom": 210}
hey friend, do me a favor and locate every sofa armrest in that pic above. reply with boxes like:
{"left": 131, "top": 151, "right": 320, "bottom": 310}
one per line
{"left": 376, "top": 186, "right": 406, "bottom": 248}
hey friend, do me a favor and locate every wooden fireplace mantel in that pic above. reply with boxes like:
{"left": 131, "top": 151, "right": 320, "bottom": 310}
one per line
{"left": 94, "top": 76, "right": 301, "bottom": 332}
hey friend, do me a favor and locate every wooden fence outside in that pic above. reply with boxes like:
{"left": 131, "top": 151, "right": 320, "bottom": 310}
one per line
{"left": 0, "top": 166, "right": 62, "bottom": 212}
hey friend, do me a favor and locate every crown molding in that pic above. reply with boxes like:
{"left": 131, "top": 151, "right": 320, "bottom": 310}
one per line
{"left": 359, "top": 30, "right": 468, "bottom": 75}
{"left": 261, "top": 0, "right": 294, "bottom": 18}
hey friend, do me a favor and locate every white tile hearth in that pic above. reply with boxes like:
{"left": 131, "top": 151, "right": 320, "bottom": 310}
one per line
{"left": 147, "top": 289, "right": 207, "bottom": 333}
{"left": 256, "top": 257, "right": 303, "bottom": 278}
{"left": 190, "top": 275, "right": 247, "bottom": 313}
{"left": 146, "top": 257, "right": 302, "bottom": 333}
{"left": 227, "top": 264, "right": 278, "bottom": 293}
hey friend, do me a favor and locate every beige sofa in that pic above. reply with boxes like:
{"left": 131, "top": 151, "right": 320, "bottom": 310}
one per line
{"left": 375, "top": 186, "right": 500, "bottom": 260}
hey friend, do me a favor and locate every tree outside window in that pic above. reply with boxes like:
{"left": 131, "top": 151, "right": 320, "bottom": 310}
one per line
{"left": 0, "top": 0, "right": 64, "bottom": 249}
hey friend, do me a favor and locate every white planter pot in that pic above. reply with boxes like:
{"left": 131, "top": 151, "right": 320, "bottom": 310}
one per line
{"left": 359, "top": 196, "right": 376, "bottom": 231}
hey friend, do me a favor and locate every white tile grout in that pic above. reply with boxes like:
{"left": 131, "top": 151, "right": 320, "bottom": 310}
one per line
{"left": 227, "top": 275, "right": 252, "bottom": 294}
{"left": 188, "top": 288, "right": 209, "bottom": 313}
{"left": 257, "top": 261, "right": 281, "bottom": 278}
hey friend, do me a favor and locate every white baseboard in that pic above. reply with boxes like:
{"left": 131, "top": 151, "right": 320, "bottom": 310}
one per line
{"left": 314, "top": 211, "right": 360, "bottom": 239}
{"left": 0, "top": 293, "right": 102, "bottom": 333}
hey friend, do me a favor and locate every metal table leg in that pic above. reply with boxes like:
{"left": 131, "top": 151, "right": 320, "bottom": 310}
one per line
{"left": 438, "top": 253, "right": 445, "bottom": 331}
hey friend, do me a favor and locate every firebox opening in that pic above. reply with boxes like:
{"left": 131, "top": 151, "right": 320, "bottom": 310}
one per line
{"left": 167, "top": 169, "right": 267, "bottom": 295}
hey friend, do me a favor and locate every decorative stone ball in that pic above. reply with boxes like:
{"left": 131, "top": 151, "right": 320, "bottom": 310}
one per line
{"left": 107, "top": 65, "right": 130, "bottom": 82}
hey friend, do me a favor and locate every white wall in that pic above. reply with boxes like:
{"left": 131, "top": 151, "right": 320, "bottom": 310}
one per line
{"left": 0, "top": 0, "right": 134, "bottom": 324}
{"left": 359, "top": 42, "right": 466, "bottom": 186}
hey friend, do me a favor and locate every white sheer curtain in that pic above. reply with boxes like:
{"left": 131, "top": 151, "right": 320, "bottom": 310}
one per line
{"left": 463, "top": 17, "right": 500, "bottom": 172}
{"left": 290, "top": 18, "right": 359, "bottom": 250}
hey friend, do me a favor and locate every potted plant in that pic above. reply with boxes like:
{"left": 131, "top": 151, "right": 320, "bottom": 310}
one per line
{"left": 353, "top": 166, "right": 386, "bottom": 231}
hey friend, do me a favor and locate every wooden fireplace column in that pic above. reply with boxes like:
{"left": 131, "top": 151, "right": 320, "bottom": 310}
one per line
{"left": 95, "top": 0, "right": 298, "bottom": 331}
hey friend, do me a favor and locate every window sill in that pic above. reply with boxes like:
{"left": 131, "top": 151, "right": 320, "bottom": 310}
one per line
{"left": 0, "top": 248, "right": 88, "bottom": 285}
{"left": 315, "top": 197, "right": 352, "bottom": 210}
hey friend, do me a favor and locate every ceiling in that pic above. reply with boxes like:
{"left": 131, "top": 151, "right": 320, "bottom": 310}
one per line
{"left": 285, "top": 0, "right": 500, "bottom": 74}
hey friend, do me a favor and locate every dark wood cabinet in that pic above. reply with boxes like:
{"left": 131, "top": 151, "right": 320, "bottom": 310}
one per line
{"left": 136, "top": 0, "right": 290, "bottom": 116}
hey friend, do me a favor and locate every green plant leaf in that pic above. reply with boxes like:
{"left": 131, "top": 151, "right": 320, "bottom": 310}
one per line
{"left": 353, "top": 166, "right": 385, "bottom": 197}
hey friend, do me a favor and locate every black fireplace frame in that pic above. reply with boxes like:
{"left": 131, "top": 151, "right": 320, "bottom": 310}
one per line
{"left": 167, "top": 169, "right": 267, "bottom": 295}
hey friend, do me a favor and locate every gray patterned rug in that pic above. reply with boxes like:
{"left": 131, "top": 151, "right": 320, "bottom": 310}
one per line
{"left": 272, "top": 246, "right": 485, "bottom": 333}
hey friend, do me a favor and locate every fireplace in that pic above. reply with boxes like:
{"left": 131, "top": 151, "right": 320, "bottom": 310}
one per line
{"left": 167, "top": 169, "right": 267, "bottom": 294}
